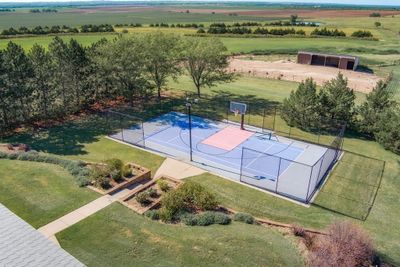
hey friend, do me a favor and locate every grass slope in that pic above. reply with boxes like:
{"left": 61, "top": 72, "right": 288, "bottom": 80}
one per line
{"left": 0, "top": 159, "right": 98, "bottom": 228}
{"left": 57, "top": 203, "right": 304, "bottom": 267}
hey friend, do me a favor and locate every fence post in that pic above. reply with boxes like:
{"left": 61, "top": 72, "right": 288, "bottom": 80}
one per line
{"left": 262, "top": 108, "right": 266, "bottom": 131}
{"left": 275, "top": 157, "right": 282, "bottom": 193}
{"left": 239, "top": 147, "right": 245, "bottom": 182}
{"left": 305, "top": 166, "right": 314, "bottom": 203}
{"left": 141, "top": 120, "right": 146, "bottom": 147}
{"left": 273, "top": 106, "right": 277, "bottom": 131}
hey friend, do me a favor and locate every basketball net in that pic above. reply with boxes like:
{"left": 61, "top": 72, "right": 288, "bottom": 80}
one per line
{"left": 234, "top": 109, "right": 239, "bottom": 117}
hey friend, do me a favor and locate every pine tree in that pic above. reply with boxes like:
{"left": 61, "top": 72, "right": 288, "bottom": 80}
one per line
{"left": 358, "top": 80, "right": 395, "bottom": 135}
{"left": 319, "top": 73, "right": 355, "bottom": 123}
{"left": 2, "top": 42, "right": 34, "bottom": 123}
{"left": 28, "top": 44, "right": 55, "bottom": 120}
{"left": 281, "top": 78, "right": 320, "bottom": 130}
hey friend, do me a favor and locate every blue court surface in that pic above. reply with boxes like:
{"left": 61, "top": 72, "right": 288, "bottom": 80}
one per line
{"left": 113, "top": 112, "right": 305, "bottom": 180}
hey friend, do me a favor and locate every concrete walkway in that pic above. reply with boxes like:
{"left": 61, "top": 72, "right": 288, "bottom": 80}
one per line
{"left": 38, "top": 195, "right": 117, "bottom": 244}
{"left": 154, "top": 158, "right": 206, "bottom": 179}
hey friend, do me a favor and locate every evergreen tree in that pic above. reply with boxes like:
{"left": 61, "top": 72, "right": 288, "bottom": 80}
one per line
{"left": 28, "top": 44, "right": 55, "bottom": 120}
{"left": 67, "top": 39, "right": 90, "bottom": 110}
{"left": 49, "top": 37, "right": 70, "bottom": 114}
{"left": 358, "top": 80, "right": 394, "bottom": 135}
{"left": 2, "top": 42, "right": 34, "bottom": 122}
{"left": 281, "top": 78, "right": 320, "bottom": 130}
{"left": 374, "top": 107, "right": 400, "bottom": 154}
{"left": 319, "top": 73, "right": 355, "bottom": 123}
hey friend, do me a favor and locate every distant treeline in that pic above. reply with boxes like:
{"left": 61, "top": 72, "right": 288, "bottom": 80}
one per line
{"left": 0, "top": 8, "right": 14, "bottom": 12}
{"left": 0, "top": 24, "right": 114, "bottom": 36}
{"left": 202, "top": 25, "right": 373, "bottom": 39}
{"left": 202, "top": 26, "right": 305, "bottom": 36}
{"left": 29, "top": 8, "right": 58, "bottom": 13}
{"left": 115, "top": 23, "right": 143, "bottom": 28}
{"left": 149, "top": 23, "right": 205, "bottom": 28}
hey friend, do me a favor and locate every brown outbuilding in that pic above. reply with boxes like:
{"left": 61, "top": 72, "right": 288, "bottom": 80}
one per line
{"left": 297, "top": 51, "right": 359, "bottom": 71}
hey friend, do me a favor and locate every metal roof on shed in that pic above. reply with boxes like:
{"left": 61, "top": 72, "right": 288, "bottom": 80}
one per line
{"left": 298, "top": 51, "right": 358, "bottom": 60}
{"left": 0, "top": 204, "right": 84, "bottom": 267}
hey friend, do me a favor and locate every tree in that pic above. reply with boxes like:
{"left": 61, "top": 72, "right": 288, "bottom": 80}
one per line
{"left": 374, "top": 21, "right": 381, "bottom": 27}
{"left": 374, "top": 107, "right": 400, "bottom": 154}
{"left": 183, "top": 38, "right": 233, "bottom": 97}
{"left": 95, "top": 36, "right": 151, "bottom": 106}
{"left": 281, "top": 78, "right": 320, "bottom": 130}
{"left": 141, "top": 32, "right": 182, "bottom": 99}
{"left": 290, "top": 14, "right": 298, "bottom": 25}
{"left": 357, "top": 80, "right": 394, "bottom": 136}
{"left": 0, "top": 50, "right": 10, "bottom": 129}
{"left": 66, "top": 39, "right": 90, "bottom": 110}
{"left": 2, "top": 41, "right": 34, "bottom": 122}
{"left": 319, "top": 73, "right": 355, "bottom": 123}
{"left": 49, "top": 37, "right": 71, "bottom": 114}
{"left": 309, "top": 221, "right": 374, "bottom": 267}
{"left": 28, "top": 44, "right": 55, "bottom": 120}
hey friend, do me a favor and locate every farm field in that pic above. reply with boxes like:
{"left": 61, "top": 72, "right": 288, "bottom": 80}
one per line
{"left": 1, "top": 2, "right": 400, "bottom": 266}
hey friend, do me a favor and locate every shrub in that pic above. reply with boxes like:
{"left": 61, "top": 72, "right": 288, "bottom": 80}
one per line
{"left": 145, "top": 210, "right": 159, "bottom": 220}
{"left": 121, "top": 164, "right": 132, "bottom": 177}
{"left": 135, "top": 191, "right": 150, "bottom": 206}
{"left": 180, "top": 212, "right": 198, "bottom": 226}
{"left": 147, "top": 188, "right": 158, "bottom": 198}
{"left": 17, "top": 143, "right": 30, "bottom": 152}
{"left": 91, "top": 165, "right": 110, "bottom": 188}
{"left": 233, "top": 212, "right": 255, "bottom": 224}
{"left": 93, "top": 175, "right": 110, "bottom": 189}
{"left": 213, "top": 212, "right": 231, "bottom": 225}
{"left": 76, "top": 175, "right": 90, "bottom": 187}
{"left": 292, "top": 224, "right": 306, "bottom": 237}
{"left": 178, "top": 181, "right": 218, "bottom": 210}
{"left": 159, "top": 207, "right": 175, "bottom": 222}
{"left": 157, "top": 179, "right": 170, "bottom": 192}
{"left": 309, "top": 221, "right": 375, "bottom": 267}
{"left": 105, "top": 158, "right": 123, "bottom": 172}
{"left": 6, "top": 143, "right": 13, "bottom": 150}
{"left": 196, "top": 211, "right": 216, "bottom": 226}
{"left": 109, "top": 169, "right": 122, "bottom": 182}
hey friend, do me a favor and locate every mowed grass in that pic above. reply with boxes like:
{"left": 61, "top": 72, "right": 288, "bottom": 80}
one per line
{"left": 0, "top": 159, "right": 98, "bottom": 228}
{"left": 57, "top": 203, "right": 304, "bottom": 267}
{"left": 4, "top": 114, "right": 165, "bottom": 175}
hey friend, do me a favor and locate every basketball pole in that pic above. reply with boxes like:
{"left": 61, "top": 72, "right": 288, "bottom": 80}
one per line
{"left": 240, "top": 114, "right": 245, "bottom": 130}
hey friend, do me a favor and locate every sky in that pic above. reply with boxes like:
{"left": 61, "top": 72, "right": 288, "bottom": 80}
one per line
{"left": 0, "top": 0, "right": 398, "bottom": 6}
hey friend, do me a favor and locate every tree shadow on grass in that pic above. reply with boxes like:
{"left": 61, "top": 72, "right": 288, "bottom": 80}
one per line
{"left": 3, "top": 92, "right": 280, "bottom": 156}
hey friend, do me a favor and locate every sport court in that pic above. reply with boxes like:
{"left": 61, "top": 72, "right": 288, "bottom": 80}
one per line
{"left": 110, "top": 108, "right": 338, "bottom": 202}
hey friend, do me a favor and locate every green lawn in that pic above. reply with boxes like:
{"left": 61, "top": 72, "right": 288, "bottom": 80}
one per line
{"left": 0, "top": 159, "right": 98, "bottom": 228}
{"left": 187, "top": 142, "right": 400, "bottom": 265}
{"left": 57, "top": 203, "right": 304, "bottom": 267}
{"left": 4, "top": 114, "right": 165, "bottom": 175}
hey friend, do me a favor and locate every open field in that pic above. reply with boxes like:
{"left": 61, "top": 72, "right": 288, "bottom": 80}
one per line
{"left": 229, "top": 58, "right": 382, "bottom": 93}
{"left": 0, "top": 159, "right": 98, "bottom": 228}
{"left": 57, "top": 203, "right": 304, "bottom": 267}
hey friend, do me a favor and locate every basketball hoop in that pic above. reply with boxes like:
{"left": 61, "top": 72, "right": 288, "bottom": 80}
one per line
{"left": 234, "top": 109, "right": 239, "bottom": 117}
